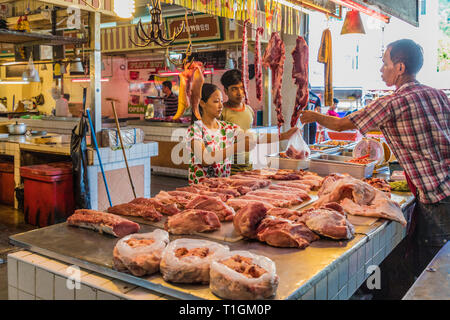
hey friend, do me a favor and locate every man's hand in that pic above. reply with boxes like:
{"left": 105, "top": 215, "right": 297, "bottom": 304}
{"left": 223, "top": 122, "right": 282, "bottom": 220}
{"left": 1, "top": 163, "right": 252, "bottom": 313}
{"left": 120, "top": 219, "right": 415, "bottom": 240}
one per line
{"left": 280, "top": 127, "right": 299, "bottom": 141}
{"left": 299, "top": 110, "right": 320, "bottom": 124}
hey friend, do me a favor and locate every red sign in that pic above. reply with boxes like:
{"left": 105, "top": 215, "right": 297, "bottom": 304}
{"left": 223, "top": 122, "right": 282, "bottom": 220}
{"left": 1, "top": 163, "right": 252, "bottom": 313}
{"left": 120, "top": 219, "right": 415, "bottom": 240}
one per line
{"left": 128, "top": 60, "right": 164, "bottom": 70}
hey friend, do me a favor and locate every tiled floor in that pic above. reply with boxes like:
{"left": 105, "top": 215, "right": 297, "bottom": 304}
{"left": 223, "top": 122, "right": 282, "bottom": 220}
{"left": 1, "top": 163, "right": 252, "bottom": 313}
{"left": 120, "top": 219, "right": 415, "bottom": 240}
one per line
{"left": 0, "top": 173, "right": 188, "bottom": 300}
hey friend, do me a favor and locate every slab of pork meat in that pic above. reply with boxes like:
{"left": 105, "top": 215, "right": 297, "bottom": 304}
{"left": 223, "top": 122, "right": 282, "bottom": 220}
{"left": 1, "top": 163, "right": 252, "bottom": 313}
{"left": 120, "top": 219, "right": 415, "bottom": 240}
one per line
{"left": 240, "top": 195, "right": 292, "bottom": 208}
{"left": 130, "top": 197, "right": 180, "bottom": 216}
{"left": 241, "top": 19, "right": 250, "bottom": 105}
{"left": 185, "top": 195, "right": 235, "bottom": 221}
{"left": 233, "top": 202, "right": 268, "bottom": 239}
{"left": 315, "top": 176, "right": 406, "bottom": 226}
{"left": 301, "top": 203, "right": 354, "bottom": 240}
{"left": 266, "top": 207, "right": 305, "bottom": 223}
{"left": 67, "top": 209, "right": 140, "bottom": 238}
{"left": 227, "top": 198, "right": 274, "bottom": 212}
{"left": 255, "top": 27, "right": 264, "bottom": 102}
{"left": 256, "top": 216, "right": 319, "bottom": 248}
{"left": 263, "top": 32, "right": 286, "bottom": 135}
{"left": 290, "top": 36, "right": 309, "bottom": 127}
{"left": 165, "top": 209, "right": 221, "bottom": 234}
{"left": 246, "top": 190, "right": 306, "bottom": 206}
{"left": 276, "top": 181, "right": 311, "bottom": 191}
{"left": 154, "top": 191, "right": 191, "bottom": 209}
{"left": 107, "top": 203, "right": 163, "bottom": 222}
{"left": 268, "top": 185, "right": 311, "bottom": 199}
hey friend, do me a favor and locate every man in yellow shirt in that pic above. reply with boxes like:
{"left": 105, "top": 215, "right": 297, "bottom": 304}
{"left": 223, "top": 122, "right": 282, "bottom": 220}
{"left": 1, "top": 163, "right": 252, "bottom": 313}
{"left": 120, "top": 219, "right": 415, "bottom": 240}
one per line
{"left": 220, "top": 69, "right": 296, "bottom": 174}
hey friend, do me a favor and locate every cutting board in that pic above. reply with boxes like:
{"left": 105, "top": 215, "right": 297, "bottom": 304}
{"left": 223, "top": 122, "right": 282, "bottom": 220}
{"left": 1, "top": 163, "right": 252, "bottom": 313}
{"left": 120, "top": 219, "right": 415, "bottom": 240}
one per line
{"left": 28, "top": 133, "right": 62, "bottom": 144}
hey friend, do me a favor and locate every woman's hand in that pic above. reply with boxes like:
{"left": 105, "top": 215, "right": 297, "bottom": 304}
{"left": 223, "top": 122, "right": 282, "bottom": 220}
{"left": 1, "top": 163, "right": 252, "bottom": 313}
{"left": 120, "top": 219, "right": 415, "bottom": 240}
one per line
{"left": 299, "top": 110, "right": 320, "bottom": 124}
{"left": 280, "top": 127, "right": 299, "bottom": 141}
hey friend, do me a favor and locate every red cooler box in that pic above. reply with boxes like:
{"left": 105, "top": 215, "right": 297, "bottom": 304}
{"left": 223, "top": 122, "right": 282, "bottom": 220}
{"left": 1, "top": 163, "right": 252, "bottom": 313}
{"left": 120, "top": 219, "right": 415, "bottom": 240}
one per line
{"left": 0, "top": 162, "right": 15, "bottom": 205}
{"left": 20, "top": 162, "right": 74, "bottom": 227}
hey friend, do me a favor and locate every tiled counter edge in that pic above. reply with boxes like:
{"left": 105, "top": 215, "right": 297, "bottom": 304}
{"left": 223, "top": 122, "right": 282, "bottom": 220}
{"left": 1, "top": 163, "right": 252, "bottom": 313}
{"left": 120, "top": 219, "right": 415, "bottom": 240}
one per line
{"left": 7, "top": 250, "right": 173, "bottom": 300}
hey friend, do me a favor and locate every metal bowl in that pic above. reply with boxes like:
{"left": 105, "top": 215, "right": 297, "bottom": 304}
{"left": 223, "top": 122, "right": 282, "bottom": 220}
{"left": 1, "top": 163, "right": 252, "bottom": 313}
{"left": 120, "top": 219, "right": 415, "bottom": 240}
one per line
{"left": 7, "top": 122, "right": 27, "bottom": 135}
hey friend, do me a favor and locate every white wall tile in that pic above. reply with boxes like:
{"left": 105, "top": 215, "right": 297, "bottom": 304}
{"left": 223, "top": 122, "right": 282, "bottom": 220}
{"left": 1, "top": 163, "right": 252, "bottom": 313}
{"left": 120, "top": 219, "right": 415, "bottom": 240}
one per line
{"left": 8, "top": 286, "right": 18, "bottom": 300}
{"left": 8, "top": 251, "right": 33, "bottom": 260}
{"left": 338, "top": 284, "right": 348, "bottom": 300}
{"left": 315, "top": 276, "right": 328, "bottom": 300}
{"left": 357, "top": 245, "right": 365, "bottom": 270}
{"left": 38, "top": 259, "right": 70, "bottom": 275}
{"left": 18, "top": 290, "right": 35, "bottom": 300}
{"left": 7, "top": 258, "right": 17, "bottom": 288}
{"left": 125, "top": 287, "right": 162, "bottom": 300}
{"left": 97, "top": 291, "right": 121, "bottom": 300}
{"left": 357, "top": 268, "right": 365, "bottom": 288}
{"left": 101, "top": 279, "right": 137, "bottom": 297}
{"left": 54, "top": 275, "right": 75, "bottom": 300}
{"left": 18, "top": 261, "right": 35, "bottom": 295}
{"left": 80, "top": 273, "right": 112, "bottom": 288}
{"left": 347, "top": 275, "right": 357, "bottom": 298}
{"left": 75, "top": 284, "right": 97, "bottom": 300}
{"left": 327, "top": 268, "right": 339, "bottom": 300}
{"left": 338, "top": 259, "right": 349, "bottom": 290}
{"left": 349, "top": 251, "right": 358, "bottom": 279}
{"left": 36, "top": 267, "right": 54, "bottom": 300}
{"left": 366, "top": 239, "right": 374, "bottom": 263}
{"left": 301, "top": 287, "right": 315, "bottom": 300}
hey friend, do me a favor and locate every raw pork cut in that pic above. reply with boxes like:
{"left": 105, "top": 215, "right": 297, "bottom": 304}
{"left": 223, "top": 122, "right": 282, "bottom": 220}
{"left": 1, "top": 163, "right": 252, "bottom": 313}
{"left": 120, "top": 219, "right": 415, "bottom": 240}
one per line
{"left": 277, "top": 181, "right": 311, "bottom": 191}
{"left": 300, "top": 203, "right": 354, "bottom": 240}
{"left": 255, "top": 27, "right": 264, "bottom": 102}
{"left": 233, "top": 202, "right": 268, "bottom": 239}
{"left": 227, "top": 198, "right": 274, "bottom": 211}
{"left": 262, "top": 32, "right": 286, "bottom": 135}
{"left": 241, "top": 195, "right": 292, "bottom": 207}
{"left": 256, "top": 216, "right": 319, "bottom": 248}
{"left": 290, "top": 36, "right": 309, "bottom": 127}
{"left": 241, "top": 19, "right": 250, "bottom": 105}
{"left": 268, "top": 185, "right": 311, "bottom": 199}
{"left": 165, "top": 209, "right": 221, "bottom": 234}
{"left": 67, "top": 209, "right": 140, "bottom": 238}
{"left": 107, "top": 203, "right": 162, "bottom": 222}
{"left": 185, "top": 195, "right": 235, "bottom": 221}
{"left": 113, "top": 230, "right": 169, "bottom": 277}
{"left": 267, "top": 207, "right": 304, "bottom": 223}
{"left": 286, "top": 145, "right": 309, "bottom": 159}
{"left": 160, "top": 239, "right": 229, "bottom": 284}
{"left": 210, "top": 251, "right": 279, "bottom": 300}
{"left": 315, "top": 176, "right": 406, "bottom": 226}
{"left": 189, "top": 62, "right": 205, "bottom": 120}
{"left": 130, "top": 197, "right": 180, "bottom": 216}
{"left": 155, "top": 191, "right": 191, "bottom": 208}
{"left": 246, "top": 190, "right": 306, "bottom": 205}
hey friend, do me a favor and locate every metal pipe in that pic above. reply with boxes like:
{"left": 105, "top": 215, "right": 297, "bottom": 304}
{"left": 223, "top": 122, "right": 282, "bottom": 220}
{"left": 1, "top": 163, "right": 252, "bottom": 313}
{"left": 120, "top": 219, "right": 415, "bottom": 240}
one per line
{"left": 108, "top": 98, "right": 137, "bottom": 199}
{"left": 85, "top": 107, "right": 112, "bottom": 208}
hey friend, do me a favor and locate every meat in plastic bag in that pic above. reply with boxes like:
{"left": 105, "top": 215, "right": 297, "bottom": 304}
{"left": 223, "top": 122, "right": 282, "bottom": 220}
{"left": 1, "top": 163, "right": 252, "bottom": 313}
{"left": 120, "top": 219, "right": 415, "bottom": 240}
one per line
{"left": 160, "top": 239, "right": 230, "bottom": 284}
{"left": 210, "top": 250, "right": 279, "bottom": 300}
{"left": 285, "top": 126, "right": 310, "bottom": 159}
{"left": 113, "top": 229, "right": 169, "bottom": 277}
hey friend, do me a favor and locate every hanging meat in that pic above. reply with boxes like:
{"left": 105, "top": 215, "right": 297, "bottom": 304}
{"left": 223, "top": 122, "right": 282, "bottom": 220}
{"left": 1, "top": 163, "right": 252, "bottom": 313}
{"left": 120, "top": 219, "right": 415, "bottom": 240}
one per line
{"left": 262, "top": 32, "right": 286, "bottom": 136}
{"left": 255, "top": 27, "right": 264, "bottom": 102}
{"left": 241, "top": 19, "right": 250, "bottom": 106}
{"left": 318, "top": 29, "right": 333, "bottom": 107}
{"left": 291, "top": 36, "right": 309, "bottom": 127}
{"left": 173, "top": 61, "right": 205, "bottom": 120}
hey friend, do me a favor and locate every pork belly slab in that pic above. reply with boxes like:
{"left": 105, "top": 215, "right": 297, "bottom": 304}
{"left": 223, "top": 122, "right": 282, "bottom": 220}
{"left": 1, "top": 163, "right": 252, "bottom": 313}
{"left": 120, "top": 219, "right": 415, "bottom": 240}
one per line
{"left": 256, "top": 216, "right": 319, "bottom": 249}
{"left": 233, "top": 202, "right": 268, "bottom": 239}
{"left": 185, "top": 195, "right": 235, "bottom": 221}
{"left": 67, "top": 209, "right": 140, "bottom": 237}
{"left": 107, "top": 203, "right": 162, "bottom": 222}
{"left": 315, "top": 175, "right": 406, "bottom": 226}
{"left": 165, "top": 209, "right": 221, "bottom": 235}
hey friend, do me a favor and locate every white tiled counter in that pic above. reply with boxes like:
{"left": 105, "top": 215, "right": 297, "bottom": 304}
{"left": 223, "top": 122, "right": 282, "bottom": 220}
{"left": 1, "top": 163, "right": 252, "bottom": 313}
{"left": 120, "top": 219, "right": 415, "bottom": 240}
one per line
{"left": 7, "top": 250, "right": 173, "bottom": 300}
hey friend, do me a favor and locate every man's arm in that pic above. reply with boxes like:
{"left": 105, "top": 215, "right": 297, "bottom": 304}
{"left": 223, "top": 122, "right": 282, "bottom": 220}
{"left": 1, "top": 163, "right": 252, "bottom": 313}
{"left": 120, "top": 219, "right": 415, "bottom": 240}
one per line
{"left": 300, "top": 111, "right": 356, "bottom": 132}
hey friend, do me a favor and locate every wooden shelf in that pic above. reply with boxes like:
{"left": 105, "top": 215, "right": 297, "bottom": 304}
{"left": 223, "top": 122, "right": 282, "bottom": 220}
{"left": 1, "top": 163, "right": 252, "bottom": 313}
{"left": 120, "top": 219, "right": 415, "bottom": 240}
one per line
{"left": 0, "top": 29, "right": 87, "bottom": 46}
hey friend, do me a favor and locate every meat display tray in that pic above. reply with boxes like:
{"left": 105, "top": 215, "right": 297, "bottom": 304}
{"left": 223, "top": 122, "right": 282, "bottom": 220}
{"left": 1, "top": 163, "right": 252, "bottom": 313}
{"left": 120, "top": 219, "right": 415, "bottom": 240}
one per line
{"left": 265, "top": 153, "right": 311, "bottom": 170}
{"left": 309, "top": 154, "right": 377, "bottom": 179}
{"left": 9, "top": 193, "right": 414, "bottom": 300}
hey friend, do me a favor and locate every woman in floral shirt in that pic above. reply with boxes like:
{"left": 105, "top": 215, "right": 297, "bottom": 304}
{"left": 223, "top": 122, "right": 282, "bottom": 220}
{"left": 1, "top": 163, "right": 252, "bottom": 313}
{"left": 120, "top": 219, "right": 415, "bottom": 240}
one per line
{"left": 186, "top": 83, "right": 253, "bottom": 184}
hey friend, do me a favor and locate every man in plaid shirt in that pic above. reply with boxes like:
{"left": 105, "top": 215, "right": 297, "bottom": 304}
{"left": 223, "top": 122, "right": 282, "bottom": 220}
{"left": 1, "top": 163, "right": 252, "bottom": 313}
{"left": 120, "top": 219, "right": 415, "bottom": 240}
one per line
{"left": 300, "top": 39, "right": 449, "bottom": 290}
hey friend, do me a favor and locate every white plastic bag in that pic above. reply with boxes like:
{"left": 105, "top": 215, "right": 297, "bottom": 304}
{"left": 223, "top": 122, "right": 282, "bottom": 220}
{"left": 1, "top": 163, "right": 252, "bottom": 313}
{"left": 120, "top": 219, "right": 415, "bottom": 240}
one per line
{"left": 113, "top": 229, "right": 169, "bottom": 277}
{"left": 160, "top": 239, "right": 230, "bottom": 284}
{"left": 210, "top": 250, "right": 279, "bottom": 300}
{"left": 285, "top": 126, "right": 311, "bottom": 160}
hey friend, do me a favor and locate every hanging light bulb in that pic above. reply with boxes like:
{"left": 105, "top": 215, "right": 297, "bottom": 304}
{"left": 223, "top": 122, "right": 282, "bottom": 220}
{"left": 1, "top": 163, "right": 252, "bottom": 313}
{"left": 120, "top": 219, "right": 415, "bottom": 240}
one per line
{"left": 114, "top": 0, "right": 135, "bottom": 19}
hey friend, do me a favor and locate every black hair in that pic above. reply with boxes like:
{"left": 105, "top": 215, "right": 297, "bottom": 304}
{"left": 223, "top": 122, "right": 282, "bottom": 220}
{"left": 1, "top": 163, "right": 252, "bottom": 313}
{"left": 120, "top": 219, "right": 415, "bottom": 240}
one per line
{"left": 387, "top": 39, "right": 424, "bottom": 75}
{"left": 162, "top": 80, "right": 172, "bottom": 90}
{"left": 220, "top": 69, "right": 242, "bottom": 90}
{"left": 191, "top": 83, "right": 220, "bottom": 123}
{"left": 201, "top": 83, "right": 219, "bottom": 103}
{"left": 333, "top": 98, "right": 339, "bottom": 104}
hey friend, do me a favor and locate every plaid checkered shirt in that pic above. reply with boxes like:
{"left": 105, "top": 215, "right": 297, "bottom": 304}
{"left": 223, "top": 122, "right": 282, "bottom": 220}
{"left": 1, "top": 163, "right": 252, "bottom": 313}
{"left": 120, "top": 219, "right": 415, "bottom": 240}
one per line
{"left": 348, "top": 81, "right": 450, "bottom": 204}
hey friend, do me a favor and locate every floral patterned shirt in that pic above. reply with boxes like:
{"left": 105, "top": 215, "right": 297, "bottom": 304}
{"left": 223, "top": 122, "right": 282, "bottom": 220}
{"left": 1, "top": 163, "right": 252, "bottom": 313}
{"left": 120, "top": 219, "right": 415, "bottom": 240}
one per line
{"left": 186, "top": 120, "right": 241, "bottom": 184}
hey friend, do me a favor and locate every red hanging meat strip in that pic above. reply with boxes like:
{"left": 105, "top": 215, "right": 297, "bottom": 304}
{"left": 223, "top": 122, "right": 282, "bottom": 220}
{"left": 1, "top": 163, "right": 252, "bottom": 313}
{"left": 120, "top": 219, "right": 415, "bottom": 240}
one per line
{"left": 262, "top": 32, "right": 286, "bottom": 136}
{"left": 290, "top": 36, "right": 309, "bottom": 128}
{"left": 255, "top": 27, "right": 264, "bottom": 102}
{"left": 241, "top": 19, "right": 250, "bottom": 106}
